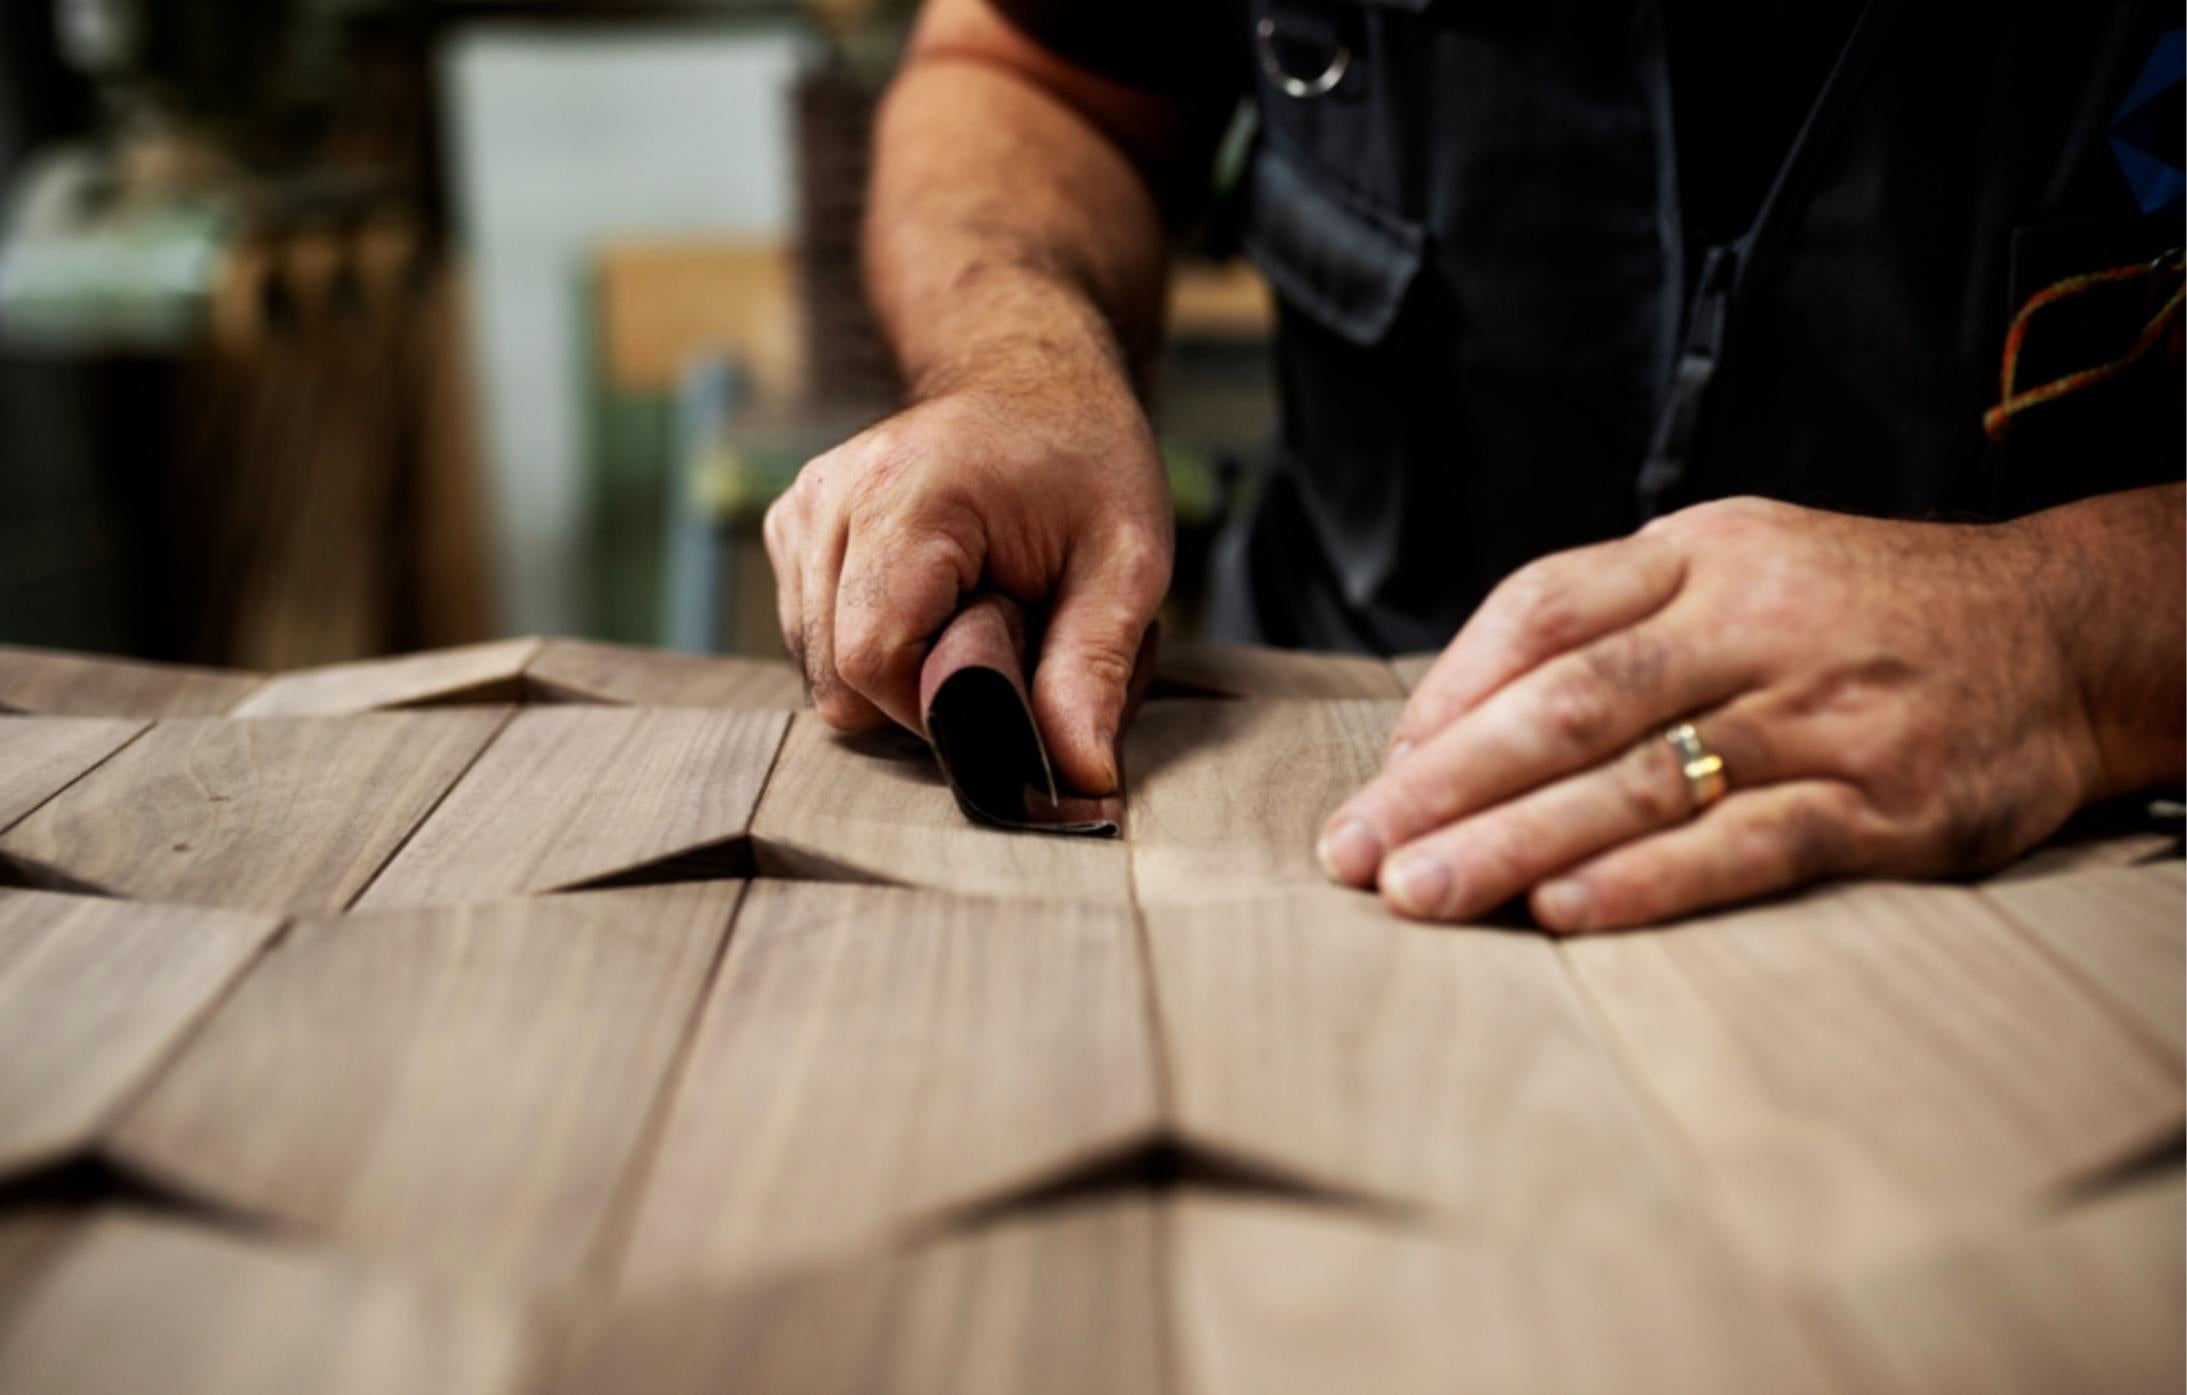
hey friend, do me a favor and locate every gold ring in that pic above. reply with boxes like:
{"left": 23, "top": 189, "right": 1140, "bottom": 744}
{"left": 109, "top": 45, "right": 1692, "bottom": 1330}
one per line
{"left": 1663, "top": 722, "right": 1728, "bottom": 811}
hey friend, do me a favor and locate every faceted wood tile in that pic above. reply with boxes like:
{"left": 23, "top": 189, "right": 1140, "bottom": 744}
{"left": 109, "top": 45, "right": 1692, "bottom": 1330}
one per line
{"left": 525, "top": 638, "right": 804, "bottom": 709}
{"left": 230, "top": 638, "right": 543, "bottom": 717}
{"left": 0, "top": 717, "right": 144, "bottom": 832}
{"left": 1151, "top": 641, "right": 1408, "bottom": 700}
{"left": 1980, "top": 860, "right": 2185, "bottom": 1055}
{"left": 0, "top": 644, "right": 263, "bottom": 718}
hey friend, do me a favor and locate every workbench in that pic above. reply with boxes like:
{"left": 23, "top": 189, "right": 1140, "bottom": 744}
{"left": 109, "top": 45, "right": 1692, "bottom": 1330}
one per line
{"left": 0, "top": 637, "right": 2179, "bottom": 1394}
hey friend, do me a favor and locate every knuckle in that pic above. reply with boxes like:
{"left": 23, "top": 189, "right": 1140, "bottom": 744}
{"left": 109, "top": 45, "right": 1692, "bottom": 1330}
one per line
{"left": 1539, "top": 670, "right": 1617, "bottom": 751}
{"left": 1583, "top": 630, "right": 1669, "bottom": 697}
{"left": 1616, "top": 741, "right": 1688, "bottom": 825}
{"left": 1761, "top": 794, "right": 1855, "bottom": 884}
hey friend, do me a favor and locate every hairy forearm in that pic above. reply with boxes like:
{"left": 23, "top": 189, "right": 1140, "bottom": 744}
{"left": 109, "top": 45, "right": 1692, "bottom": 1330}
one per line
{"left": 2021, "top": 481, "right": 2186, "bottom": 798}
{"left": 864, "top": 53, "right": 1171, "bottom": 402}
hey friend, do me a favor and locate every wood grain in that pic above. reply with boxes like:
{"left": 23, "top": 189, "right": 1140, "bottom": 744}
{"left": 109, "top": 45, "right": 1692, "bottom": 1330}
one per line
{"left": 567, "top": 1200, "right": 1159, "bottom": 1395}
{"left": 0, "top": 645, "right": 264, "bottom": 718}
{"left": 526, "top": 638, "right": 805, "bottom": 709}
{"left": 107, "top": 885, "right": 738, "bottom": 1286}
{"left": 0, "top": 1211, "right": 531, "bottom": 1395}
{"left": 750, "top": 717, "right": 1132, "bottom": 904}
{"left": 1388, "top": 651, "right": 1439, "bottom": 693}
{"left": 229, "top": 638, "right": 543, "bottom": 717}
{"left": 1822, "top": 1171, "right": 2184, "bottom": 1395}
{"left": 0, "top": 717, "right": 144, "bottom": 831}
{"left": 1563, "top": 881, "right": 2186, "bottom": 1280}
{"left": 357, "top": 707, "right": 789, "bottom": 909}
{"left": 1127, "top": 700, "right": 1399, "bottom": 903}
{"left": 1146, "top": 887, "right": 1694, "bottom": 1228}
{"left": 1152, "top": 640, "right": 1407, "bottom": 700}
{"left": 0, "top": 711, "right": 507, "bottom": 914}
{"left": 0, "top": 889, "right": 280, "bottom": 1179}
{"left": 615, "top": 881, "right": 1159, "bottom": 1289}
{"left": 1979, "top": 861, "right": 2185, "bottom": 1055}
{"left": 1171, "top": 1195, "right": 1846, "bottom": 1395}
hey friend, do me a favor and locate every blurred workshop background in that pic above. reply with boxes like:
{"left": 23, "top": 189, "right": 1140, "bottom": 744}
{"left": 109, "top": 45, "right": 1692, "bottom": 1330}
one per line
{"left": 0, "top": 0, "right": 1273, "bottom": 668}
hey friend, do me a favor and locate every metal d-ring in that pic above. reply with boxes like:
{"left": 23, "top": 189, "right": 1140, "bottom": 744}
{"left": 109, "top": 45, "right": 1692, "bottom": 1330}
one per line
{"left": 1256, "top": 16, "right": 1350, "bottom": 99}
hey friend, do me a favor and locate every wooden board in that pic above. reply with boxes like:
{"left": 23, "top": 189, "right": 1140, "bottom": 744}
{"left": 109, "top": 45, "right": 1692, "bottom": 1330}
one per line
{"left": 1824, "top": 1171, "right": 2184, "bottom": 1395}
{"left": 1980, "top": 861, "right": 2185, "bottom": 1055}
{"left": 525, "top": 638, "right": 805, "bottom": 710}
{"left": 107, "top": 885, "right": 737, "bottom": 1286}
{"left": 1388, "top": 651, "right": 1439, "bottom": 693}
{"left": 1146, "top": 888, "right": 1693, "bottom": 1227}
{"left": 1152, "top": 640, "right": 1407, "bottom": 700}
{"left": 0, "top": 645, "right": 264, "bottom": 718}
{"left": 1171, "top": 1195, "right": 1846, "bottom": 1395}
{"left": 615, "top": 881, "right": 1159, "bottom": 1289}
{"left": 1127, "top": 700, "right": 1398, "bottom": 903}
{"left": 749, "top": 717, "right": 1132, "bottom": 905}
{"left": 0, "top": 1211, "right": 531, "bottom": 1395}
{"left": 357, "top": 707, "right": 789, "bottom": 909}
{"left": 1563, "top": 881, "right": 2186, "bottom": 1280}
{"left": 566, "top": 1200, "right": 1159, "bottom": 1395}
{"left": 0, "top": 711, "right": 507, "bottom": 914}
{"left": 0, "top": 717, "right": 144, "bottom": 832}
{"left": 229, "top": 638, "right": 544, "bottom": 717}
{"left": 0, "top": 889, "right": 281, "bottom": 1179}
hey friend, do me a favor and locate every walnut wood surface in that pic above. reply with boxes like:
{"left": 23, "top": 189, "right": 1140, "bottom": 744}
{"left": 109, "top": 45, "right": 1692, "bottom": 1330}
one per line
{"left": 108, "top": 885, "right": 738, "bottom": 1285}
{"left": 0, "top": 712, "right": 507, "bottom": 914}
{"left": 0, "top": 645, "right": 264, "bottom": 718}
{"left": 230, "top": 638, "right": 543, "bottom": 717}
{"left": 1152, "top": 640, "right": 1408, "bottom": 700}
{"left": 525, "top": 638, "right": 805, "bottom": 709}
{"left": 1980, "top": 861, "right": 2186, "bottom": 1055}
{"left": 357, "top": 707, "right": 789, "bottom": 908}
{"left": 0, "top": 717, "right": 144, "bottom": 831}
{"left": 615, "top": 880, "right": 1159, "bottom": 1289}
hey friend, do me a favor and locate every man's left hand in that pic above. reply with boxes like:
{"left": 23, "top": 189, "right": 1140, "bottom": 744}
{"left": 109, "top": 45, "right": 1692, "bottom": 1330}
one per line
{"left": 1316, "top": 495, "right": 2149, "bottom": 930}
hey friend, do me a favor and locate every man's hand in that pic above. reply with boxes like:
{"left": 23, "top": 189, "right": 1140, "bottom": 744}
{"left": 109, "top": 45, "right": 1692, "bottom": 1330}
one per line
{"left": 1318, "top": 489, "right": 2185, "bottom": 931}
{"left": 763, "top": 365, "right": 1171, "bottom": 795}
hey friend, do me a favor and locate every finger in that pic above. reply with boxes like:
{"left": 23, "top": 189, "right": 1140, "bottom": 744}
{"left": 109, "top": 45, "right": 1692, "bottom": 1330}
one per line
{"left": 1320, "top": 616, "right": 1749, "bottom": 887}
{"left": 1031, "top": 531, "right": 1168, "bottom": 796}
{"left": 834, "top": 523, "right": 981, "bottom": 732}
{"left": 1390, "top": 536, "right": 1685, "bottom": 763}
{"left": 762, "top": 494, "right": 806, "bottom": 669}
{"left": 800, "top": 515, "right": 887, "bottom": 731}
{"left": 1374, "top": 708, "right": 1786, "bottom": 920}
{"left": 1530, "top": 779, "right": 1872, "bottom": 932}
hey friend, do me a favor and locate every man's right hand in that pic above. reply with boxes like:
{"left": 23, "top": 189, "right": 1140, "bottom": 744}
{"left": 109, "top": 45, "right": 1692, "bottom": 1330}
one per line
{"left": 762, "top": 364, "right": 1172, "bottom": 796}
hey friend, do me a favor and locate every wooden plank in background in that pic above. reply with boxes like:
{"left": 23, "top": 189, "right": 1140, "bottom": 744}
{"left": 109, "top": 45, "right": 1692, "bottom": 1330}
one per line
{"left": 0, "top": 717, "right": 144, "bottom": 831}
{"left": 230, "top": 638, "right": 544, "bottom": 718}
{"left": 1127, "top": 700, "right": 1398, "bottom": 903}
{"left": 1388, "top": 652, "right": 1439, "bottom": 693}
{"left": 1563, "top": 881, "right": 2185, "bottom": 1280}
{"left": 0, "top": 712, "right": 507, "bottom": 914}
{"left": 108, "top": 885, "right": 737, "bottom": 1286}
{"left": 615, "top": 881, "right": 1159, "bottom": 1290}
{"left": 1152, "top": 641, "right": 1407, "bottom": 701}
{"left": 0, "top": 1211, "right": 531, "bottom": 1395}
{"left": 1822, "top": 1171, "right": 2184, "bottom": 1395}
{"left": 567, "top": 1200, "right": 1159, "bottom": 1395}
{"left": 1146, "top": 888, "right": 1692, "bottom": 1228}
{"left": 0, "top": 645, "right": 264, "bottom": 718}
{"left": 749, "top": 718, "right": 1132, "bottom": 904}
{"left": 0, "top": 889, "right": 281, "bottom": 1180}
{"left": 1980, "top": 861, "right": 2185, "bottom": 1055}
{"left": 357, "top": 707, "right": 788, "bottom": 909}
{"left": 1171, "top": 1195, "right": 1845, "bottom": 1395}
{"left": 526, "top": 638, "right": 805, "bottom": 710}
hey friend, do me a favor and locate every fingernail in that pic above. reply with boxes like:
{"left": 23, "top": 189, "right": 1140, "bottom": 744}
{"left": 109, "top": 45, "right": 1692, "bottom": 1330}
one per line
{"left": 1387, "top": 738, "right": 1413, "bottom": 766}
{"left": 1537, "top": 879, "right": 1592, "bottom": 931}
{"left": 1316, "top": 818, "right": 1382, "bottom": 885}
{"left": 1385, "top": 854, "right": 1457, "bottom": 919}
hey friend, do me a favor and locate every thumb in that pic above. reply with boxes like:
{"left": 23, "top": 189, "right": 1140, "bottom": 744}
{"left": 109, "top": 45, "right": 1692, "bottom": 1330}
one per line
{"left": 1032, "top": 533, "right": 1167, "bottom": 796}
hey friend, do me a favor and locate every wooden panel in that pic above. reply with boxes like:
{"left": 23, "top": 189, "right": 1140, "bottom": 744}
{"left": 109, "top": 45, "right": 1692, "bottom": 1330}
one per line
{"left": 1992, "top": 829, "right": 2181, "bottom": 882}
{"left": 526, "top": 638, "right": 805, "bottom": 710}
{"left": 567, "top": 1200, "right": 1159, "bottom": 1395}
{"left": 616, "top": 881, "right": 1159, "bottom": 1289}
{"left": 0, "top": 645, "right": 264, "bottom": 718}
{"left": 1171, "top": 1195, "right": 1845, "bottom": 1395}
{"left": 0, "top": 717, "right": 144, "bottom": 831}
{"left": 1980, "top": 861, "right": 2185, "bottom": 1054}
{"left": 1388, "top": 651, "right": 1439, "bottom": 692}
{"left": 1147, "top": 888, "right": 1691, "bottom": 1225}
{"left": 749, "top": 718, "right": 1131, "bottom": 905}
{"left": 1152, "top": 641, "right": 1406, "bottom": 700}
{"left": 1564, "top": 882, "right": 2185, "bottom": 1280}
{"left": 0, "top": 712, "right": 507, "bottom": 914}
{"left": 0, "top": 1211, "right": 531, "bottom": 1395}
{"left": 0, "top": 889, "right": 280, "bottom": 1179}
{"left": 108, "top": 885, "right": 737, "bottom": 1285}
{"left": 357, "top": 707, "right": 789, "bottom": 909}
{"left": 1127, "top": 700, "right": 1398, "bottom": 903}
{"left": 1825, "top": 1172, "right": 2184, "bottom": 1395}
{"left": 229, "top": 638, "right": 543, "bottom": 717}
